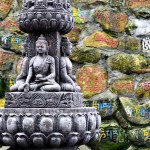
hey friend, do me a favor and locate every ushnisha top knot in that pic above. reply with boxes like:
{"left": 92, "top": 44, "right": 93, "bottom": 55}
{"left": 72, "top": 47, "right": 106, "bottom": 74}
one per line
{"left": 61, "top": 37, "right": 72, "bottom": 46}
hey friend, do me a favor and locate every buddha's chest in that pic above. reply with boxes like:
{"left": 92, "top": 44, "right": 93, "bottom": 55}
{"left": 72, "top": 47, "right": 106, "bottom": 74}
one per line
{"left": 33, "top": 58, "right": 44, "bottom": 68}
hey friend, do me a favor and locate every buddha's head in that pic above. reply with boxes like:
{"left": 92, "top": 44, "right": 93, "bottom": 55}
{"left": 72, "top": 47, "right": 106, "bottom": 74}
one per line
{"left": 61, "top": 37, "right": 72, "bottom": 56}
{"left": 36, "top": 35, "right": 49, "bottom": 55}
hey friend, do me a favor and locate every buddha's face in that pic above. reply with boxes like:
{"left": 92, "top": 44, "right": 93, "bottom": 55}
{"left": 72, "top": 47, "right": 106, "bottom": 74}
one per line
{"left": 64, "top": 44, "right": 72, "bottom": 56}
{"left": 36, "top": 41, "right": 47, "bottom": 54}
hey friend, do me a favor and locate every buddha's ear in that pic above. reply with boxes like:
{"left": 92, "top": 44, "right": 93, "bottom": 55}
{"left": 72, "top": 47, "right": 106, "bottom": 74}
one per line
{"left": 61, "top": 46, "right": 65, "bottom": 53}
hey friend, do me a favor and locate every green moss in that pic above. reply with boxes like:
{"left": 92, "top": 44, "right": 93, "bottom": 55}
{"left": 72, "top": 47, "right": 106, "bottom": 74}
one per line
{"left": 70, "top": 47, "right": 101, "bottom": 64}
{"left": 125, "top": 21, "right": 137, "bottom": 35}
{"left": 88, "top": 140, "right": 129, "bottom": 150}
{"left": 107, "top": 54, "right": 148, "bottom": 74}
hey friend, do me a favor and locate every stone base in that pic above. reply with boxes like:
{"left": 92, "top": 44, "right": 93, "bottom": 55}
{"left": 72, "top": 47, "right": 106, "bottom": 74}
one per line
{"left": 0, "top": 107, "right": 100, "bottom": 149}
{"left": 5, "top": 92, "right": 84, "bottom": 108}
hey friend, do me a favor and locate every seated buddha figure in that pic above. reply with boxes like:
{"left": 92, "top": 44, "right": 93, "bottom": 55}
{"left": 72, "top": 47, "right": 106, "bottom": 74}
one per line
{"left": 60, "top": 37, "right": 81, "bottom": 92}
{"left": 10, "top": 40, "right": 29, "bottom": 92}
{"left": 22, "top": 35, "right": 60, "bottom": 92}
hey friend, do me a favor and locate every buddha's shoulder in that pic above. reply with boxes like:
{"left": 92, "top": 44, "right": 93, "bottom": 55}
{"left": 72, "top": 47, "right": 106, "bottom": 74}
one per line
{"left": 46, "top": 55, "right": 54, "bottom": 62}
{"left": 29, "top": 56, "right": 37, "bottom": 65}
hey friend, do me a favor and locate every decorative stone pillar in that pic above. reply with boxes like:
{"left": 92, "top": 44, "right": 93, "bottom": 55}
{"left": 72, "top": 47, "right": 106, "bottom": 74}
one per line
{"left": 0, "top": 0, "right": 101, "bottom": 149}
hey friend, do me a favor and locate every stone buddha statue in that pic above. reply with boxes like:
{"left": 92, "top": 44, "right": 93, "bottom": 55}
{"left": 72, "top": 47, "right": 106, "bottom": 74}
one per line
{"left": 22, "top": 34, "right": 60, "bottom": 92}
{"left": 10, "top": 39, "right": 29, "bottom": 92}
{"left": 60, "top": 37, "right": 81, "bottom": 92}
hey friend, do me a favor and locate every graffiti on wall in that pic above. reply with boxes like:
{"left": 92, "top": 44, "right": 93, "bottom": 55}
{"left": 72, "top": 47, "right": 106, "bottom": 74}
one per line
{"left": 85, "top": 100, "right": 114, "bottom": 115}
{"left": 0, "top": 36, "right": 25, "bottom": 50}
{"left": 125, "top": 106, "right": 150, "bottom": 119}
{"left": 99, "top": 127, "right": 128, "bottom": 143}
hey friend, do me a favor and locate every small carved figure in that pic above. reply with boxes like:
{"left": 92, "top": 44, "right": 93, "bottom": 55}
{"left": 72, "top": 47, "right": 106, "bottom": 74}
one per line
{"left": 47, "top": 0, "right": 54, "bottom": 8}
{"left": 23, "top": 35, "right": 60, "bottom": 92}
{"left": 10, "top": 39, "right": 29, "bottom": 92}
{"left": 37, "top": 0, "right": 45, "bottom": 6}
{"left": 60, "top": 37, "right": 80, "bottom": 92}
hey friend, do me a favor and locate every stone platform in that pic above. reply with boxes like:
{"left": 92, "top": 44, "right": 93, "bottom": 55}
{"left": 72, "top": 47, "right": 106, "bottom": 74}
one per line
{"left": 5, "top": 92, "right": 84, "bottom": 108}
{"left": 0, "top": 107, "right": 100, "bottom": 149}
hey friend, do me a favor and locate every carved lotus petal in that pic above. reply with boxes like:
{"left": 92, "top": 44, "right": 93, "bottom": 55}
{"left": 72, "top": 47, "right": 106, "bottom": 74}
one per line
{"left": 19, "top": 21, "right": 26, "bottom": 30}
{"left": 56, "top": 14, "right": 61, "bottom": 20}
{"left": 67, "top": 132, "right": 79, "bottom": 146}
{"left": 39, "top": 117, "right": 53, "bottom": 134}
{"left": 74, "top": 114, "right": 86, "bottom": 133}
{"left": 58, "top": 115, "right": 72, "bottom": 134}
{"left": 58, "top": 20, "right": 65, "bottom": 31}
{"left": 90, "top": 130, "right": 100, "bottom": 142}
{"left": 2, "top": 133, "right": 15, "bottom": 147}
{"left": 33, "top": 137, "right": 45, "bottom": 148}
{"left": 30, "top": 133, "right": 46, "bottom": 148}
{"left": 16, "top": 137, "right": 29, "bottom": 148}
{"left": 15, "top": 133, "right": 29, "bottom": 148}
{"left": 22, "top": 117, "right": 35, "bottom": 135}
{"left": 46, "top": 13, "right": 52, "bottom": 20}
{"left": 37, "top": 13, "right": 43, "bottom": 20}
{"left": 7, "top": 116, "right": 18, "bottom": 134}
{"left": 28, "top": 13, "right": 33, "bottom": 20}
{"left": 88, "top": 114, "right": 96, "bottom": 131}
{"left": 40, "top": 19, "right": 48, "bottom": 30}
{"left": 50, "top": 19, "right": 57, "bottom": 30}
{"left": 24, "top": 19, "right": 31, "bottom": 30}
{"left": 81, "top": 131, "right": 91, "bottom": 144}
{"left": 32, "top": 19, "right": 39, "bottom": 30}
{"left": 48, "top": 133, "right": 64, "bottom": 147}
{"left": 0, "top": 116, "right": 3, "bottom": 132}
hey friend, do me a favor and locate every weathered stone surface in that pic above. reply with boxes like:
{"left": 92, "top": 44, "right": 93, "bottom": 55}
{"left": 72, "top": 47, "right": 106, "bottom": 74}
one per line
{"left": 76, "top": 64, "right": 108, "bottom": 98}
{"left": 128, "top": 127, "right": 150, "bottom": 147}
{"left": 118, "top": 36, "right": 139, "bottom": 51}
{"left": 0, "top": 48, "right": 16, "bottom": 71}
{"left": 133, "top": 7, "right": 150, "bottom": 18}
{"left": 95, "top": 11, "right": 128, "bottom": 33}
{"left": 110, "top": 78, "right": 134, "bottom": 96}
{"left": 70, "top": 47, "right": 101, "bottom": 64}
{"left": 0, "top": 35, "right": 25, "bottom": 53}
{"left": 115, "top": 111, "right": 129, "bottom": 129}
{"left": 107, "top": 53, "right": 148, "bottom": 74}
{"left": 84, "top": 31, "right": 118, "bottom": 48}
{"left": 72, "top": 7, "right": 94, "bottom": 24}
{"left": 66, "top": 26, "right": 82, "bottom": 43}
{"left": 135, "top": 77, "right": 150, "bottom": 100}
{"left": 0, "top": 17, "right": 20, "bottom": 33}
{"left": 110, "top": 0, "right": 123, "bottom": 7}
{"left": 89, "top": 90, "right": 118, "bottom": 101}
{"left": 126, "top": 0, "right": 150, "bottom": 9}
{"left": 0, "top": 0, "right": 13, "bottom": 19}
{"left": 133, "top": 19, "right": 150, "bottom": 36}
{"left": 120, "top": 97, "right": 150, "bottom": 125}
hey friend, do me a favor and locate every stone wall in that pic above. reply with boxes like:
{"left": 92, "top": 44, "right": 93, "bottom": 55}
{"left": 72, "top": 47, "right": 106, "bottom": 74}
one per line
{"left": 0, "top": 0, "right": 150, "bottom": 149}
